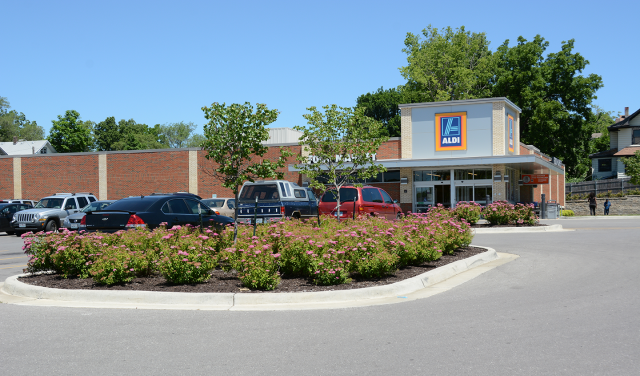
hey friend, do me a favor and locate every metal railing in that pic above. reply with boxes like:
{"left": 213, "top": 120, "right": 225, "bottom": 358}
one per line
{"left": 566, "top": 178, "right": 640, "bottom": 196}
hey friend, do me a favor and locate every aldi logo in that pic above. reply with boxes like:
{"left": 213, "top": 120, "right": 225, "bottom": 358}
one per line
{"left": 435, "top": 112, "right": 467, "bottom": 151}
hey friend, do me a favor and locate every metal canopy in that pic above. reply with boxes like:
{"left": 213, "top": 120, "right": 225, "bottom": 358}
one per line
{"left": 289, "top": 155, "right": 565, "bottom": 175}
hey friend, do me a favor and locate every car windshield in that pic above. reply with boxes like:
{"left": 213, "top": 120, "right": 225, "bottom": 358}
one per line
{"left": 35, "top": 198, "right": 64, "bottom": 209}
{"left": 239, "top": 184, "right": 280, "bottom": 202}
{"left": 202, "top": 199, "right": 225, "bottom": 208}
{"left": 321, "top": 188, "right": 358, "bottom": 202}
{"left": 82, "top": 201, "right": 114, "bottom": 213}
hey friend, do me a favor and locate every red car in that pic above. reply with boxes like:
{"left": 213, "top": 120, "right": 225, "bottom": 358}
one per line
{"left": 318, "top": 186, "right": 402, "bottom": 220}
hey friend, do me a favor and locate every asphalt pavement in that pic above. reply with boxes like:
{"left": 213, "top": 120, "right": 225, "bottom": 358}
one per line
{"left": 0, "top": 233, "right": 27, "bottom": 280}
{"left": 1, "top": 217, "right": 639, "bottom": 375}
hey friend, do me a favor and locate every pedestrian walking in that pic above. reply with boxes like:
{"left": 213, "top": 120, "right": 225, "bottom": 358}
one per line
{"left": 604, "top": 199, "right": 611, "bottom": 215}
{"left": 588, "top": 192, "right": 597, "bottom": 216}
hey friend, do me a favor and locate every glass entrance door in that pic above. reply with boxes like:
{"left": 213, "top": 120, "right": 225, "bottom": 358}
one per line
{"left": 415, "top": 187, "right": 433, "bottom": 213}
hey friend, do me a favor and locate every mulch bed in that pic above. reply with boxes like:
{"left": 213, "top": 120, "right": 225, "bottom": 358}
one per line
{"left": 19, "top": 246, "right": 487, "bottom": 294}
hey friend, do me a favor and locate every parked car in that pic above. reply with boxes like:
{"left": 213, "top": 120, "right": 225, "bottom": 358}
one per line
{"left": 0, "top": 202, "right": 33, "bottom": 235}
{"left": 235, "top": 180, "right": 318, "bottom": 224}
{"left": 1, "top": 199, "right": 36, "bottom": 207}
{"left": 201, "top": 198, "right": 235, "bottom": 218}
{"left": 11, "top": 193, "right": 97, "bottom": 236}
{"left": 62, "top": 200, "right": 116, "bottom": 230}
{"left": 83, "top": 192, "right": 234, "bottom": 232}
{"left": 318, "top": 186, "right": 401, "bottom": 220}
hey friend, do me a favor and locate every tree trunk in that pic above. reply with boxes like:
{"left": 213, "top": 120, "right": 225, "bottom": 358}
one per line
{"left": 233, "top": 188, "right": 239, "bottom": 243}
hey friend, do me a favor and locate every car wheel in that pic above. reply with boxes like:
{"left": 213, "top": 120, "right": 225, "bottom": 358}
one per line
{"left": 6, "top": 231, "right": 14, "bottom": 235}
{"left": 45, "top": 220, "right": 58, "bottom": 232}
{"left": 15, "top": 231, "right": 23, "bottom": 237}
{"left": 396, "top": 212, "right": 402, "bottom": 220}
{"left": 292, "top": 212, "right": 301, "bottom": 220}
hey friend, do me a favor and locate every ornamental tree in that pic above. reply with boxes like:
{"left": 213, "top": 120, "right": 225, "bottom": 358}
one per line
{"left": 623, "top": 152, "right": 640, "bottom": 186}
{"left": 294, "top": 105, "right": 388, "bottom": 222}
{"left": 201, "top": 102, "right": 293, "bottom": 240}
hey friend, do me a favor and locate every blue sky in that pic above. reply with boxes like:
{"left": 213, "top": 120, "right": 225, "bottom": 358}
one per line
{"left": 3, "top": 0, "right": 638, "bottom": 136}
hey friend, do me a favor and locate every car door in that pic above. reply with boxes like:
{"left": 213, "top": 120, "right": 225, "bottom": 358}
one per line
{"left": 184, "top": 199, "right": 209, "bottom": 226}
{"left": 161, "top": 199, "right": 191, "bottom": 226}
{"left": 379, "top": 189, "right": 396, "bottom": 219}
{"left": 0, "top": 206, "right": 12, "bottom": 230}
{"left": 306, "top": 189, "right": 318, "bottom": 216}
{"left": 63, "top": 198, "right": 80, "bottom": 218}
{"left": 361, "top": 188, "right": 385, "bottom": 216}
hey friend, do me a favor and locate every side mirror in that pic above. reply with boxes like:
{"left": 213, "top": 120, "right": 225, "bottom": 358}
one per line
{"left": 393, "top": 200, "right": 398, "bottom": 204}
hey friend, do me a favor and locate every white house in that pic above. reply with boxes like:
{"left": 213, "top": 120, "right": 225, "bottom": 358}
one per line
{"left": 590, "top": 107, "right": 640, "bottom": 179}
{"left": 0, "top": 139, "right": 57, "bottom": 156}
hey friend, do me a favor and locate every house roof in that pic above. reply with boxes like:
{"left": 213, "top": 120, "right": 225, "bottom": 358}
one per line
{"left": 0, "top": 140, "right": 55, "bottom": 155}
{"left": 608, "top": 108, "right": 640, "bottom": 130}
{"left": 589, "top": 148, "right": 618, "bottom": 159}
{"left": 614, "top": 146, "right": 640, "bottom": 157}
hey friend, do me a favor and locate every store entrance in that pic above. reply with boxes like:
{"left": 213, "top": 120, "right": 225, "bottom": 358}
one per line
{"left": 434, "top": 185, "right": 451, "bottom": 207}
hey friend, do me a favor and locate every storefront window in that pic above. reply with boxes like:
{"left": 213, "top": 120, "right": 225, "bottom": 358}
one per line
{"left": 454, "top": 169, "right": 474, "bottom": 180}
{"left": 431, "top": 170, "right": 451, "bottom": 181}
{"left": 456, "top": 186, "right": 473, "bottom": 202}
{"left": 474, "top": 169, "right": 492, "bottom": 180}
{"left": 384, "top": 170, "right": 400, "bottom": 182}
{"left": 474, "top": 186, "right": 492, "bottom": 204}
{"left": 414, "top": 170, "right": 433, "bottom": 181}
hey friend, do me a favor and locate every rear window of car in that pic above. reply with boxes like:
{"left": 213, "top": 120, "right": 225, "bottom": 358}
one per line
{"left": 362, "top": 188, "right": 383, "bottom": 203}
{"left": 239, "top": 184, "right": 280, "bottom": 201}
{"left": 321, "top": 188, "right": 358, "bottom": 202}
{"left": 202, "top": 199, "right": 225, "bottom": 208}
{"left": 102, "top": 198, "right": 155, "bottom": 212}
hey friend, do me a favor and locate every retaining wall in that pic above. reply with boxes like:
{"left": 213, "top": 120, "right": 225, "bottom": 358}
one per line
{"left": 565, "top": 195, "right": 640, "bottom": 216}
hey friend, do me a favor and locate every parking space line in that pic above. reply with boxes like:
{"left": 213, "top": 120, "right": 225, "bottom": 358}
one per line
{"left": 0, "top": 256, "right": 27, "bottom": 261}
{"left": 0, "top": 264, "right": 26, "bottom": 270}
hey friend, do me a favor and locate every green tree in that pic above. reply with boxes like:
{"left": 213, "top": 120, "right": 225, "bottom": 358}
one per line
{"left": 399, "top": 25, "right": 496, "bottom": 102}
{"left": 94, "top": 116, "right": 121, "bottom": 151}
{"left": 95, "top": 117, "right": 168, "bottom": 151}
{"left": 185, "top": 133, "right": 206, "bottom": 148}
{"left": 623, "top": 152, "right": 640, "bottom": 185}
{"left": 161, "top": 121, "right": 198, "bottom": 148}
{"left": 47, "top": 110, "right": 93, "bottom": 153}
{"left": 294, "top": 105, "right": 388, "bottom": 222}
{"left": 355, "top": 86, "right": 424, "bottom": 137}
{"left": 492, "top": 37, "right": 604, "bottom": 178}
{"left": 201, "top": 102, "right": 293, "bottom": 241}
{"left": 588, "top": 106, "right": 615, "bottom": 155}
{"left": 0, "top": 97, "right": 45, "bottom": 142}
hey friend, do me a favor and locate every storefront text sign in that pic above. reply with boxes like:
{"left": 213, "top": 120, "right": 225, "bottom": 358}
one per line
{"left": 521, "top": 174, "right": 549, "bottom": 185}
{"left": 435, "top": 112, "right": 467, "bottom": 151}
{"left": 508, "top": 115, "right": 515, "bottom": 153}
{"left": 307, "top": 153, "right": 377, "bottom": 164}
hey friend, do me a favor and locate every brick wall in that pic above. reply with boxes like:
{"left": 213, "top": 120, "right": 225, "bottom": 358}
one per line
{"left": 107, "top": 151, "right": 189, "bottom": 199}
{"left": 0, "top": 158, "right": 13, "bottom": 198}
{"left": 377, "top": 139, "right": 401, "bottom": 160}
{"left": 22, "top": 155, "right": 100, "bottom": 200}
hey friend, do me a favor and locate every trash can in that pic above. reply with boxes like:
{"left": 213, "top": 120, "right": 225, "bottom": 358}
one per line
{"left": 546, "top": 200, "right": 558, "bottom": 219}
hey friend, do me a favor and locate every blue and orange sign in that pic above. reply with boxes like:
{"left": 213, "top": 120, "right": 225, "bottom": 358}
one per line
{"left": 508, "top": 115, "right": 514, "bottom": 153}
{"left": 435, "top": 112, "right": 467, "bottom": 151}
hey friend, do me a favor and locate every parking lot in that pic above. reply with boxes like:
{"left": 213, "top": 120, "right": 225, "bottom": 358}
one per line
{"left": 1, "top": 217, "right": 639, "bottom": 375}
{"left": 0, "top": 233, "right": 27, "bottom": 280}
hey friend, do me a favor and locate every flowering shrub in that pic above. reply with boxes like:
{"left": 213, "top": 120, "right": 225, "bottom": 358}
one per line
{"left": 22, "top": 212, "right": 474, "bottom": 290}
{"left": 453, "top": 201, "right": 482, "bottom": 225}
{"left": 482, "top": 201, "right": 537, "bottom": 226}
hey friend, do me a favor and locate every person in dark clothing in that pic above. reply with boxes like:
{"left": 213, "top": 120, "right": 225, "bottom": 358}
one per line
{"left": 588, "top": 192, "right": 597, "bottom": 216}
{"left": 604, "top": 199, "right": 611, "bottom": 215}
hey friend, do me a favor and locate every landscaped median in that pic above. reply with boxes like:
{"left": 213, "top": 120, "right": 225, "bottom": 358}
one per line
{"left": 1, "top": 246, "right": 499, "bottom": 308}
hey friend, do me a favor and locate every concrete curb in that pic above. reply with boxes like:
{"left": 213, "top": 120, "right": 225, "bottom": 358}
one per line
{"left": 473, "top": 224, "right": 566, "bottom": 234}
{"left": 1, "top": 246, "right": 498, "bottom": 309}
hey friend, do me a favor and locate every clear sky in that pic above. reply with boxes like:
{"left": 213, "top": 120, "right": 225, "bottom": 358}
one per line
{"left": 3, "top": 0, "right": 638, "bottom": 136}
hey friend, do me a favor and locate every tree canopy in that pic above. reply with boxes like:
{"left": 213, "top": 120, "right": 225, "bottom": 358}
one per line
{"left": 47, "top": 110, "right": 93, "bottom": 153}
{"left": 0, "top": 96, "right": 45, "bottom": 142}
{"left": 623, "top": 152, "right": 640, "bottom": 186}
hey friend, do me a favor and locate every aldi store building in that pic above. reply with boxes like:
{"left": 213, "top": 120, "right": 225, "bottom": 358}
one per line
{"left": 0, "top": 97, "right": 565, "bottom": 212}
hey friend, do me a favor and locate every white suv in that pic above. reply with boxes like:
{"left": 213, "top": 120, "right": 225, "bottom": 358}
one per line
{"left": 11, "top": 192, "right": 97, "bottom": 236}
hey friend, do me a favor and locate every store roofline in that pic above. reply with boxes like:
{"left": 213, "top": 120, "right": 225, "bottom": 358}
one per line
{"left": 398, "top": 97, "right": 521, "bottom": 113}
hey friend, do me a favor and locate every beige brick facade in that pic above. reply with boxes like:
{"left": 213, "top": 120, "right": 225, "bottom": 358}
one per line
{"left": 98, "top": 154, "right": 107, "bottom": 200}
{"left": 13, "top": 157, "right": 21, "bottom": 199}
{"left": 401, "top": 108, "right": 412, "bottom": 159}
{"left": 492, "top": 102, "right": 505, "bottom": 155}
{"left": 399, "top": 167, "right": 413, "bottom": 203}
{"left": 188, "top": 150, "right": 198, "bottom": 194}
{"left": 492, "top": 164, "right": 506, "bottom": 201}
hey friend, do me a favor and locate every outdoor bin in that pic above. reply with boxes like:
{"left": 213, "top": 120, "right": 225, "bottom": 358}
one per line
{"left": 546, "top": 201, "right": 558, "bottom": 219}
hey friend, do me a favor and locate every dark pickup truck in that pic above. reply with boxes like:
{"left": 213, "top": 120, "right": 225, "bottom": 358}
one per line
{"left": 235, "top": 180, "right": 318, "bottom": 224}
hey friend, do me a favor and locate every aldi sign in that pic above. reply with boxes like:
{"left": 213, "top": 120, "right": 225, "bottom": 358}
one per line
{"left": 508, "top": 115, "right": 515, "bottom": 153}
{"left": 435, "top": 112, "right": 467, "bottom": 151}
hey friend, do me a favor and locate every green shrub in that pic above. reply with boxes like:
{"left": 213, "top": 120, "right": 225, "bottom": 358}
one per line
{"left": 561, "top": 210, "right": 575, "bottom": 216}
{"left": 352, "top": 250, "right": 398, "bottom": 279}
{"left": 453, "top": 201, "right": 482, "bottom": 225}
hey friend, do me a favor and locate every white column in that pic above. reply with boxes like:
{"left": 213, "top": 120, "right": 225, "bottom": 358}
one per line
{"left": 99, "top": 154, "right": 107, "bottom": 200}
{"left": 13, "top": 158, "right": 21, "bottom": 199}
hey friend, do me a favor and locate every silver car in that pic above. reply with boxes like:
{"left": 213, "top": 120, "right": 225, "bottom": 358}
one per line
{"left": 63, "top": 200, "right": 116, "bottom": 230}
{"left": 201, "top": 198, "right": 235, "bottom": 218}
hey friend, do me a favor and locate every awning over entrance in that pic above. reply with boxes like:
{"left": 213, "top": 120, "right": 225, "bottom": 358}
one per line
{"left": 289, "top": 155, "right": 564, "bottom": 175}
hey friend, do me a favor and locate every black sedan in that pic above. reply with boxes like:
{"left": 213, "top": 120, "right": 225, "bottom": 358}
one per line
{"left": 83, "top": 193, "right": 234, "bottom": 232}
{"left": 0, "top": 203, "right": 33, "bottom": 235}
